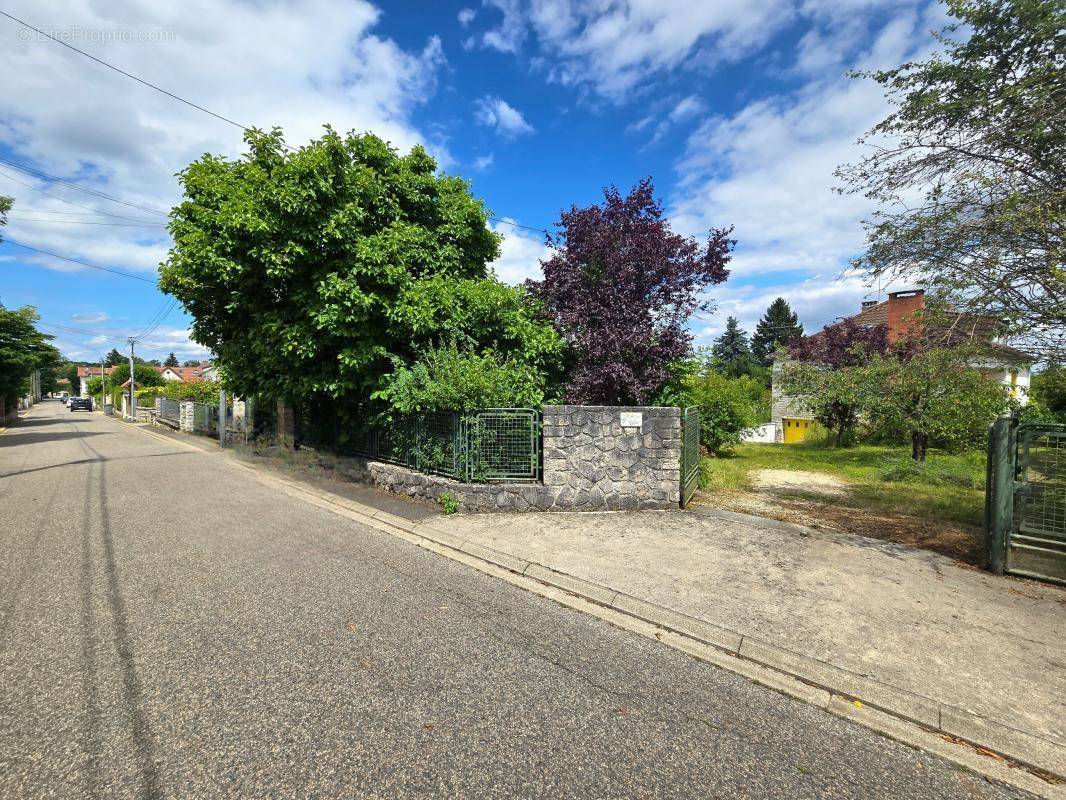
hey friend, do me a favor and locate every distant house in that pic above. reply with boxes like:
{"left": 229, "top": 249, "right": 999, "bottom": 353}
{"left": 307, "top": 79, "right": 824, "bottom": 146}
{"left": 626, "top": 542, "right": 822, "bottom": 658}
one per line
{"left": 76, "top": 365, "right": 115, "bottom": 397}
{"left": 160, "top": 365, "right": 207, "bottom": 382}
{"left": 770, "top": 289, "right": 1032, "bottom": 444}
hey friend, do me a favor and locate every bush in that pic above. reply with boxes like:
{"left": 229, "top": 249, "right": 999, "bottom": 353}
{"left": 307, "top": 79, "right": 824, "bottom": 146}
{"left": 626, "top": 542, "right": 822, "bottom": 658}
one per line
{"left": 680, "top": 372, "right": 759, "bottom": 455}
{"left": 158, "top": 379, "right": 222, "bottom": 405}
{"left": 375, "top": 340, "right": 547, "bottom": 414}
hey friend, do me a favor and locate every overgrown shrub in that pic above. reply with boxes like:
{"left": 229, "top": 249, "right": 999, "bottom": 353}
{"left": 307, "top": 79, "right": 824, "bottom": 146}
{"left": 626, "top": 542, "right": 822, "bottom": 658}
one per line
{"left": 375, "top": 340, "right": 548, "bottom": 414}
{"left": 680, "top": 372, "right": 759, "bottom": 455}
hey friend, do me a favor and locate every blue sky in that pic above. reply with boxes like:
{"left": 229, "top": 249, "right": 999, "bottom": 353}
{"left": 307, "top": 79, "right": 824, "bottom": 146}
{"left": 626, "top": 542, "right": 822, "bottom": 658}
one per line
{"left": 0, "top": 0, "right": 945, "bottom": 363}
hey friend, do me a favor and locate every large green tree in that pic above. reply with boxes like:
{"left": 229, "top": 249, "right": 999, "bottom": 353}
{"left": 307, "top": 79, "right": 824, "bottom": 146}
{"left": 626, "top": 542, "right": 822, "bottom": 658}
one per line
{"left": 163, "top": 352, "right": 179, "bottom": 367}
{"left": 838, "top": 0, "right": 1065, "bottom": 352}
{"left": 104, "top": 348, "right": 124, "bottom": 367}
{"left": 751, "top": 298, "right": 803, "bottom": 366}
{"left": 160, "top": 128, "right": 561, "bottom": 410}
{"left": 865, "top": 348, "right": 1009, "bottom": 461}
{"left": 711, "top": 317, "right": 755, "bottom": 378}
{"left": 109, "top": 362, "right": 166, "bottom": 389}
{"left": 0, "top": 305, "right": 60, "bottom": 407}
{"left": 1030, "top": 363, "right": 1066, "bottom": 421}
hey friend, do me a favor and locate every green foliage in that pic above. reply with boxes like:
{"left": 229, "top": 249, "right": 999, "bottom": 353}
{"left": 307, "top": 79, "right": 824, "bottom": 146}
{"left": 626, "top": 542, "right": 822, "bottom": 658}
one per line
{"left": 864, "top": 348, "right": 1009, "bottom": 460}
{"left": 1030, "top": 364, "right": 1066, "bottom": 422}
{"left": 779, "top": 361, "right": 872, "bottom": 447}
{"left": 104, "top": 348, "right": 124, "bottom": 367}
{"left": 840, "top": 0, "right": 1066, "bottom": 347}
{"left": 710, "top": 316, "right": 756, "bottom": 378}
{"left": 0, "top": 304, "right": 60, "bottom": 405}
{"left": 752, "top": 298, "right": 803, "bottom": 367}
{"left": 163, "top": 352, "right": 179, "bottom": 367}
{"left": 65, "top": 362, "right": 82, "bottom": 392}
{"left": 109, "top": 362, "right": 166, "bottom": 388}
{"left": 680, "top": 371, "right": 760, "bottom": 455}
{"left": 438, "top": 492, "right": 459, "bottom": 515}
{"left": 84, "top": 376, "right": 103, "bottom": 396}
{"left": 159, "top": 127, "right": 554, "bottom": 413}
{"left": 158, "top": 379, "right": 222, "bottom": 404}
{"left": 0, "top": 195, "right": 10, "bottom": 242}
{"left": 376, "top": 339, "right": 547, "bottom": 414}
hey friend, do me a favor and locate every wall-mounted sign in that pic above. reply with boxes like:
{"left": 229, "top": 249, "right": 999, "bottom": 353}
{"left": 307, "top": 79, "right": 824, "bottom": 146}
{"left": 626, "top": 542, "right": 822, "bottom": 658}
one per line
{"left": 619, "top": 412, "right": 643, "bottom": 428}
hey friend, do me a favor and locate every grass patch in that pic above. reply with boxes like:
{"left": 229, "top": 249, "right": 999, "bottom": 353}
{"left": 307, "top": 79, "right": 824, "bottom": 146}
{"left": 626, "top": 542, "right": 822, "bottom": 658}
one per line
{"left": 700, "top": 442, "right": 987, "bottom": 527}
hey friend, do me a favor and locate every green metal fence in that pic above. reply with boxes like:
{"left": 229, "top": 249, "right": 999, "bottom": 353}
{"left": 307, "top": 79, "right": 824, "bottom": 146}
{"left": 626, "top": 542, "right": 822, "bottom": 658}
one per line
{"left": 986, "top": 416, "right": 1066, "bottom": 585}
{"left": 293, "top": 401, "right": 542, "bottom": 484}
{"left": 680, "top": 406, "right": 700, "bottom": 508}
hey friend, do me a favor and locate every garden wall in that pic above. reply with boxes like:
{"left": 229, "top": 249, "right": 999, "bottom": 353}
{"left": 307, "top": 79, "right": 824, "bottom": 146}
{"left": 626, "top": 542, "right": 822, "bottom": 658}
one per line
{"left": 322, "top": 404, "right": 682, "bottom": 512}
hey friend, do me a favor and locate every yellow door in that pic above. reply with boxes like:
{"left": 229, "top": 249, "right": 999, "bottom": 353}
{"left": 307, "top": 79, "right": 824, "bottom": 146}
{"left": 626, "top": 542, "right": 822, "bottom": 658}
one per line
{"left": 783, "top": 418, "right": 811, "bottom": 444}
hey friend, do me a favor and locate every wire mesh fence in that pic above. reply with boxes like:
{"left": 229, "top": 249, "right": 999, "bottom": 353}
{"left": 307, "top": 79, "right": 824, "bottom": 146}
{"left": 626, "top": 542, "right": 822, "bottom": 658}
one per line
{"left": 159, "top": 397, "right": 180, "bottom": 424}
{"left": 289, "top": 398, "right": 541, "bottom": 483}
{"left": 1017, "top": 425, "right": 1066, "bottom": 541}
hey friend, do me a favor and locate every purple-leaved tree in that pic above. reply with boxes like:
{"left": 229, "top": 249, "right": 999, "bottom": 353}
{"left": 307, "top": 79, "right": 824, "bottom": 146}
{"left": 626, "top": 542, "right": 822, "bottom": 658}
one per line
{"left": 528, "top": 179, "right": 733, "bottom": 405}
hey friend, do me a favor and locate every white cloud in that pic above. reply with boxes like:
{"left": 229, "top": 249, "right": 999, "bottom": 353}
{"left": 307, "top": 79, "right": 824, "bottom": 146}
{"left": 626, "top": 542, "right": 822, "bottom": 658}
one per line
{"left": 0, "top": 0, "right": 447, "bottom": 278}
{"left": 473, "top": 153, "right": 495, "bottom": 171}
{"left": 694, "top": 275, "right": 879, "bottom": 344}
{"left": 458, "top": 7, "right": 477, "bottom": 26}
{"left": 488, "top": 219, "right": 550, "bottom": 284}
{"left": 474, "top": 96, "right": 535, "bottom": 137}
{"left": 670, "top": 10, "right": 928, "bottom": 284}
{"left": 72, "top": 311, "right": 110, "bottom": 323}
{"left": 517, "top": 0, "right": 793, "bottom": 99}
{"left": 480, "top": 0, "right": 527, "bottom": 53}
{"left": 643, "top": 94, "right": 706, "bottom": 145}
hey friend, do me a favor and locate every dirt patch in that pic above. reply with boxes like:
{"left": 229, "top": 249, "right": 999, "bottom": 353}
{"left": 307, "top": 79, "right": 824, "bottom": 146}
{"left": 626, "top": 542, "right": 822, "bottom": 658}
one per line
{"left": 697, "top": 489, "right": 983, "bottom": 565}
{"left": 753, "top": 468, "right": 849, "bottom": 498}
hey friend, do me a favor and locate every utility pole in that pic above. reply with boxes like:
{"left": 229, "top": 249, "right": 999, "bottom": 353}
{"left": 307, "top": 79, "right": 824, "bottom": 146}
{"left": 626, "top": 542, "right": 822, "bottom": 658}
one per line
{"left": 127, "top": 337, "right": 137, "bottom": 420}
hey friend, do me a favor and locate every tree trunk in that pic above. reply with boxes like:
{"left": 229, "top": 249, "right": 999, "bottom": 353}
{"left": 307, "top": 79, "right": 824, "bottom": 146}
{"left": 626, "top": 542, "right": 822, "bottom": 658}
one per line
{"left": 911, "top": 431, "right": 928, "bottom": 462}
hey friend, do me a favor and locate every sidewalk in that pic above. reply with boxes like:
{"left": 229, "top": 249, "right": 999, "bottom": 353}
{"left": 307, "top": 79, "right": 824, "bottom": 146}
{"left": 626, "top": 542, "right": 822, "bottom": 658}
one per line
{"left": 421, "top": 505, "right": 1066, "bottom": 778}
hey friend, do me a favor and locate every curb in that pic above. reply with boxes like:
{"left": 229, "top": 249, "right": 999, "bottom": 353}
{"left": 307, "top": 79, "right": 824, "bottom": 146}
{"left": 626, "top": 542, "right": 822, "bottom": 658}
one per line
{"left": 123, "top": 422, "right": 1066, "bottom": 798}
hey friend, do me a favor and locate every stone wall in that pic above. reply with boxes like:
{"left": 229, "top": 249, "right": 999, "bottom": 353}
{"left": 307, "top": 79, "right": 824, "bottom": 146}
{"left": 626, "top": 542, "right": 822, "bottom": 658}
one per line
{"left": 542, "top": 405, "right": 681, "bottom": 509}
{"left": 308, "top": 404, "right": 684, "bottom": 513}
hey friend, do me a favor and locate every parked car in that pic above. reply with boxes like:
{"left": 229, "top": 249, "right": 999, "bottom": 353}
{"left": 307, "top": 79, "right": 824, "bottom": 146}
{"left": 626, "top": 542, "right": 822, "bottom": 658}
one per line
{"left": 69, "top": 397, "right": 93, "bottom": 412}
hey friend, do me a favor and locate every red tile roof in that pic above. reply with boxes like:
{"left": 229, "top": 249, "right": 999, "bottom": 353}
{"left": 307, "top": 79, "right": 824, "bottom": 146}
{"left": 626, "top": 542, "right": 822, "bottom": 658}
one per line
{"left": 76, "top": 365, "right": 116, "bottom": 378}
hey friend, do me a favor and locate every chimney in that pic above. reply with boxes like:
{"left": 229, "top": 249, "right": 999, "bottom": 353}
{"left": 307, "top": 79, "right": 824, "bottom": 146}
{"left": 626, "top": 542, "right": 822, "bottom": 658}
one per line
{"left": 886, "top": 289, "right": 924, "bottom": 343}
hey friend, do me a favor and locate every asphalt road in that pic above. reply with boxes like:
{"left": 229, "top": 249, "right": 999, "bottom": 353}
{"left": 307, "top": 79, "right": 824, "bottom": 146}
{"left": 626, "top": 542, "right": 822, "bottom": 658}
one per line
{"left": 0, "top": 401, "right": 1034, "bottom": 799}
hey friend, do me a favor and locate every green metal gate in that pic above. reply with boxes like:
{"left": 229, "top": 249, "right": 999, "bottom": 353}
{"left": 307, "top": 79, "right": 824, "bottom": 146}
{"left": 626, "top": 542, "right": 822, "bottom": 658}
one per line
{"left": 986, "top": 417, "right": 1066, "bottom": 585}
{"left": 680, "top": 406, "right": 700, "bottom": 508}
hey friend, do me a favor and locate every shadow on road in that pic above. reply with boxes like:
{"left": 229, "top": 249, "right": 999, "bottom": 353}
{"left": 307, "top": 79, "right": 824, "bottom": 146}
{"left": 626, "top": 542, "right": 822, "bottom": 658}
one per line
{"left": 0, "top": 449, "right": 198, "bottom": 479}
{"left": 8, "top": 417, "right": 68, "bottom": 428}
{"left": 0, "top": 430, "right": 109, "bottom": 447}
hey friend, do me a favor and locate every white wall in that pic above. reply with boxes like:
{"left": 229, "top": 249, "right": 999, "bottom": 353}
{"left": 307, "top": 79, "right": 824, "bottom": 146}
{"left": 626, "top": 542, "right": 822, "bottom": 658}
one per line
{"left": 741, "top": 423, "right": 778, "bottom": 444}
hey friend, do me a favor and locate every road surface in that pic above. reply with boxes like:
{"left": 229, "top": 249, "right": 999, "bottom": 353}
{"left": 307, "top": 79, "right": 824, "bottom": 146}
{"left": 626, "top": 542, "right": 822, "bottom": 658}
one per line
{"left": 0, "top": 401, "right": 1032, "bottom": 799}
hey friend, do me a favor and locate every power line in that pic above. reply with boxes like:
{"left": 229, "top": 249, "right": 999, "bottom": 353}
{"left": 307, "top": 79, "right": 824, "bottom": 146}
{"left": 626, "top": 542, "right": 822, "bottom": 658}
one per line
{"left": 0, "top": 167, "right": 162, "bottom": 222}
{"left": 1, "top": 10, "right": 257, "bottom": 139}
{"left": 135, "top": 297, "right": 180, "bottom": 340}
{"left": 6, "top": 207, "right": 158, "bottom": 219}
{"left": 0, "top": 156, "right": 166, "bottom": 216}
{"left": 2, "top": 240, "right": 157, "bottom": 283}
{"left": 8, "top": 215, "right": 168, "bottom": 228}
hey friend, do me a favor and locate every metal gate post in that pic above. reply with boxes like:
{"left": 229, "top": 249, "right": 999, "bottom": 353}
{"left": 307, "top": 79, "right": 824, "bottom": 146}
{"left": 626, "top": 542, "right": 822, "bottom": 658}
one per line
{"left": 986, "top": 416, "right": 1015, "bottom": 575}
